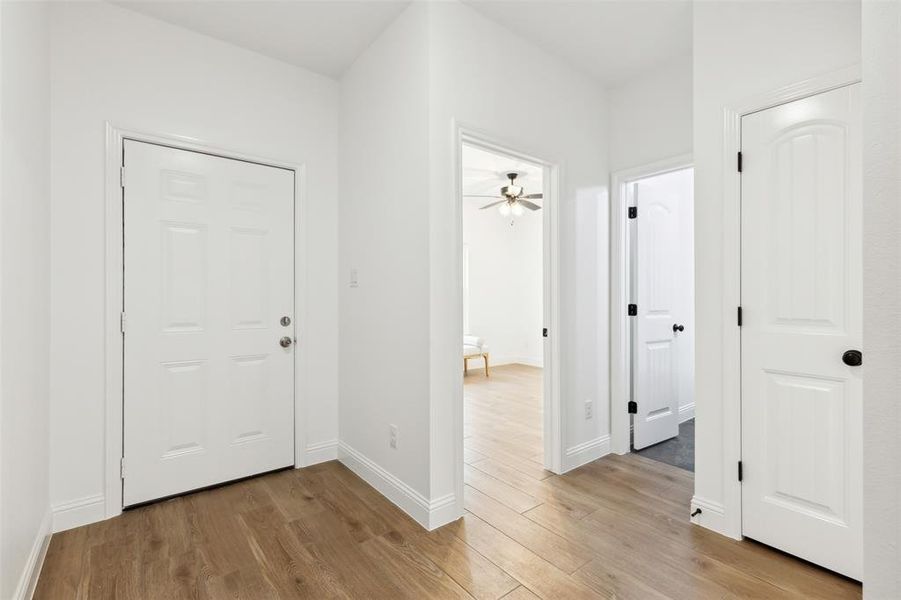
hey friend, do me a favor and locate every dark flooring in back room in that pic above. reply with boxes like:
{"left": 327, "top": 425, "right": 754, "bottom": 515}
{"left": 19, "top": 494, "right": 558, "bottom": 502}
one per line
{"left": 635, "top": 418, "right": 695, "bottom": 472}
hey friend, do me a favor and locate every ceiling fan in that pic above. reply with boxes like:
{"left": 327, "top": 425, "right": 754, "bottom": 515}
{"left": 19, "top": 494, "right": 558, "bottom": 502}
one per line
{"left": 465, "top": 172, "right": 542, "bottom": 217}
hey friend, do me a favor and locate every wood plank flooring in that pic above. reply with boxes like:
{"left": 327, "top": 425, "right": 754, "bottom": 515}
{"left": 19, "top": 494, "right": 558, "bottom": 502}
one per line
{"left": 35, "top": 364, "right": 861, "bottom": 599}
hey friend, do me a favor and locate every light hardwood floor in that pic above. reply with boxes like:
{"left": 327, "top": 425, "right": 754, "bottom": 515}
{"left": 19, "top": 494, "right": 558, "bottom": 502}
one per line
{"left": 35, "top": 364, "right": 861, "bottom": 599}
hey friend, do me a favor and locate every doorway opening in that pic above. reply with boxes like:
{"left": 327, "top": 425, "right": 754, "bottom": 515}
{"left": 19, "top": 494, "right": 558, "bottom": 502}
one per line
{"left": 611, "top": 157, "right": 695, "bottom": 472}
{"left": 460, "top": 140, "right": 551, "bottom": 487}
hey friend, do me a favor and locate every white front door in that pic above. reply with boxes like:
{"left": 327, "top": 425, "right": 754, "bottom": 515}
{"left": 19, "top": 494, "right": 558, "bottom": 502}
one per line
{"left": 740, "top": 84, "right": 862, "bottom": 579}
{"left": 123, "top": 140, "right": 295, "bottom": 506}
{"left": 632, "top": 168, "right": 694, "bottom": 450}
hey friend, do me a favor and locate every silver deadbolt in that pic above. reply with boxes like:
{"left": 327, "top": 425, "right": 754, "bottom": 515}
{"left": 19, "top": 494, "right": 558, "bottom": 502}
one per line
{"left": 279, "top": 336, "right": 293, "bottom": 348}
{"left": 280, "top": 316, "right": 291, "bottom": 327}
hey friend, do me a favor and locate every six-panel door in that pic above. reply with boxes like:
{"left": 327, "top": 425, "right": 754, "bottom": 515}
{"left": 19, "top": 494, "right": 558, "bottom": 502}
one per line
{"left": 740, "top": 84, "right": 862, "bottom": 579}
{"left": 123, "top": 140, "right": 295, "bottom": 506}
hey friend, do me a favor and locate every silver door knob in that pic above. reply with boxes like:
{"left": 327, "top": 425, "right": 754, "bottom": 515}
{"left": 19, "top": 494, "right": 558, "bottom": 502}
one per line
{"left": 279, "top": 336, "right": 293, "bottom": 348}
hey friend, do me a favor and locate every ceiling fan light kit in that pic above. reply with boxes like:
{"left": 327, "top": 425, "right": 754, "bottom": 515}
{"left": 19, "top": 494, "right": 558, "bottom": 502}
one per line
{"left": 464, "top": 172, "right": 543, "bottom": 222}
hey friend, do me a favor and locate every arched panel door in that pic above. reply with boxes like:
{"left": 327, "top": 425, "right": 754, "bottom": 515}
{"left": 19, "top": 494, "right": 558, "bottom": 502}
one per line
{"left": 740, "top": 83, "right": 862, "bottom": 580}
{"left": 632, "top": 168, "right": 693, "bottom": 450}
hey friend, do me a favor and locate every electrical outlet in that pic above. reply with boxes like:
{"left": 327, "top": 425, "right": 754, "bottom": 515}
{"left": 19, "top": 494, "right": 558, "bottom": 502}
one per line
{"left": 389, "top": 424, "right": 398, "bottom": 449}
{"left": 584, "top": 400, "right": 593, "bottom": 420}
{"left": 349, "top": 268, "right": 359, "bottom": 288}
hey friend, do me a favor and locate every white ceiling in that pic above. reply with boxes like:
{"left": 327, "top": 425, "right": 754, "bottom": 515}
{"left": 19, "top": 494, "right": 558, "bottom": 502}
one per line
{"left": 113, "top": 0, "right": 691, "bottom": 86}
{"left": 462, "top": 144, "right": 543, "bottom": 207}
{"left": 112, "top": 0, "right": 412, "bottom": 79}
{"left": 461, "top": 0, "right": 692, "bottom": 86}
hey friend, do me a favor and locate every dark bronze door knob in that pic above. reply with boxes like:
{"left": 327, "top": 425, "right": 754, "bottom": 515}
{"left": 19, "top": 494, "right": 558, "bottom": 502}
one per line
{"left": 842, "top": 350, "right": 862, "bottom": 366}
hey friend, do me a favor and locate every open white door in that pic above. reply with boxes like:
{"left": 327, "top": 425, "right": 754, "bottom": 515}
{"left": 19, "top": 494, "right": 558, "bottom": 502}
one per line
{"left": 632, "top": 169, "right": 693, "bottom": 450}
{"left": 740, "top": 84, "right": 862, "bottom": 579}
{"left": 122, "top": 140, "right": 295, "bottom": 506}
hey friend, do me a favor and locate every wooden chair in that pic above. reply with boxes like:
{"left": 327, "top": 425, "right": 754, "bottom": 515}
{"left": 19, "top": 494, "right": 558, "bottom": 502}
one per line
{"left": 463, "top": 337, "right": 489, "bottom": 377}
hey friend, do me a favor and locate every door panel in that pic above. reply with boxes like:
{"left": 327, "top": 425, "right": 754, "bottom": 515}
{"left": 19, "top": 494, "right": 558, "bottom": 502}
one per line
{"left": 632, "top": 169, "right": 693, "bottom": 450}
{"left": 228, "top": 354, "right": 269, "bottom": 443}
{"left": 160, "top": 359, "right": 208, "bottom": 459}
{"left": 741, "top": 84, "right": 862, "bottom": 579}
{"left": 763, "top": 371, "right": 848, "bottom": 523}
{"left": 768, "top": 124, "right": 848, "bottom": 332}
{"left": 230, "top": 227, "right": 269, "bottom": 329}
{"left": 123, "top": 140, "right": 295, "bottom": 506}
{"left": 161, "top": 222, "right": 207, "bottom": 332}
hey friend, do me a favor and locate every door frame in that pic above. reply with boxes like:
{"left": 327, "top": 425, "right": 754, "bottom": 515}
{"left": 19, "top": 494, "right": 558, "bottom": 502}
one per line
{"left": 452, "top": 124, "right": 562, "bottom": 510}
{"left": 103, "top": 123, "right": 308, "bottom": 520}
{"left": 705, "top": 64, "right": 863, "bottom": 539}
{"left": 610, "top": 154, "right": 693, "bottom": 456}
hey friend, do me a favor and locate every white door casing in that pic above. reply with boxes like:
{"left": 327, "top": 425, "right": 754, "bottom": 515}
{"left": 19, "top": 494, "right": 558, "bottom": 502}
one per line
{"left": 123, "top": 140, "right": 295, "bottom": 506}
{"left": 632, "top": 169, "right": 693, "bottom": 450}
{"left": 740, "top": 84, "right": 862, "bottom": 579}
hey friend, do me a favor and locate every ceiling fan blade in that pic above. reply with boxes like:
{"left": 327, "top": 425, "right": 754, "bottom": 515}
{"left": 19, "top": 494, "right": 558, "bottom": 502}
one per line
{"left": 479, "top": 200, "right": 508, "bottom": 210}
{"left": 464, "top": 194, "right": 503, "bottom": 198}
{"left": 521, "top": 193, "right": 543, "bottom": 199}
{"left": 518, "top": 199, "right": 542, "bottom": 211}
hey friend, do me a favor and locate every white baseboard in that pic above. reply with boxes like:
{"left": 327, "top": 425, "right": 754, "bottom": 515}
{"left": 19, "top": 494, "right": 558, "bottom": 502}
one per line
{"left": 52, "top": 494, "right": 105, "bottom": 533}
{"left": 487, "top": 356, "right": 543, "bottom": 368}
{"left": 13, "top": 509, "right": 51, "bottom": 600}
{"left": 303, "top": 439, "right": 338, "bottom": 466}
{"left": 562, "top": 435, "right": 610, "bottom": 472}
{"left": 427, "top": 493, "right": 459, "bottom": 530}
{"left": 690, "top": 495, "right": 738, "bottom": 539}
{"left": 337, "top": 441, "right": 459, "bottom": 530}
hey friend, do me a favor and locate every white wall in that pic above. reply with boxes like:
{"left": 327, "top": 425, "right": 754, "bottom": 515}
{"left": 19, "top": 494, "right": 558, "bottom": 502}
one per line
{"left": 49, "top": 1, "right": 339, "bottom": 530}
{"left": 693, "top": 0, "right": 860, "bottom": 536}
{"left": 427, "top": 0, "right": 609, "bottom": 510}
{"left": 862, "top": 1, "right": 901, "bottom": 597}
{"left": 337, "top": 0, "right": 608, "bottom": 527}
{"left": 338, "top": 3, "right": 432, "bottom": 516}
{"left": 0, "top": 1, "right": 52, "bottom": 597}
{"left": 463, "top": 182, "right": 543, "bottom": 368}
{"left": 608, "top": 55, "right": 693, "bottom": 172}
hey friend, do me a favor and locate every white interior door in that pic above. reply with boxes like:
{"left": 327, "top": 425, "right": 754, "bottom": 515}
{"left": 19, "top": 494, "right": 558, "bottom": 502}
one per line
{"left": 123, "top": 140, "right": 295, "bottom": 507}
{"left": 740, "top": 84, "right": 862, "bottom": 579}
{"left": 632, "top": 169, "right": 693, "bottom": 450}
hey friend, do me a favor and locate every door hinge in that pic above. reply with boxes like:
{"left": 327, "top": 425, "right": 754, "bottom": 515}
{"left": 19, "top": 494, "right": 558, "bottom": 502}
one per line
{"left": 737, "top": 306, "right": 743, "bottom": 327}
{"left": 120, "top": 457, "right": 126, "bottom": 479}
{"left": 542, "top": 327, "right": 548, "bottom": 338}
{"left": 737, "top": 151, "right": 743, "bottom": 173}
{"left": 120, "top": 166, "right": 127, "bottom": 188}
{"left": 628, "top": 304, "right": 638, "bottom": 316}
{"left": 628, "top": 400, "right": 637, "bottom": 414}
{"left": 738, "top": 460, "right": 743, "bottom": 482}
{"left": 120, "top": 311, "right": 127, "bottom": 333}
{"left": 628, "top": 206, "right": 637, "bottom": 219}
